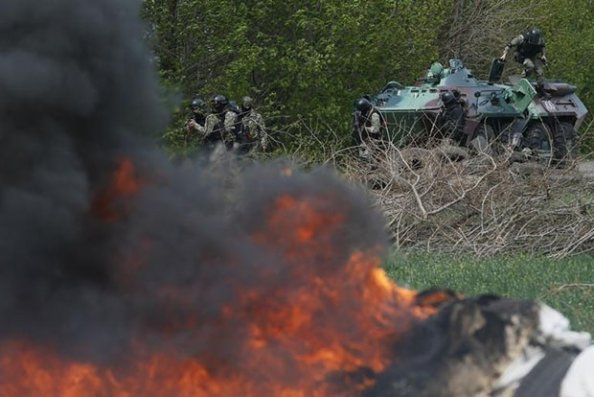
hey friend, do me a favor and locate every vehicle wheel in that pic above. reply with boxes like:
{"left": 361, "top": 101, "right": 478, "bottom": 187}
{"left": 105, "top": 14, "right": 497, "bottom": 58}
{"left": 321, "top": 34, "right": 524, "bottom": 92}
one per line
{"left": 469, "top": 124, "right": 495, "bottom": 156}
{"left": 553, "top": 122, "right": 578, "bottom": 163}
{"left": 526, "top": 122, "right": 553, "bottom": 161}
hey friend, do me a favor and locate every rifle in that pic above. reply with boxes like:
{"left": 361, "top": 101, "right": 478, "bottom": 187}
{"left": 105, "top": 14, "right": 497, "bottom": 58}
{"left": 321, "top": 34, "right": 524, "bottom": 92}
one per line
{"left": 352, "top": 110, "right": 363, "bottom": 144}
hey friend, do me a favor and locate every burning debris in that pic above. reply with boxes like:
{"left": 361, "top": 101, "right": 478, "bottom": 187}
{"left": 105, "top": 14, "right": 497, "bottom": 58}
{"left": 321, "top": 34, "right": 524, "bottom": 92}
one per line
{"left": 0, "top": 0, "right": 592, "bottom": 396}
{"left": 366, "top": 296, "right": 592, "bottom": 397}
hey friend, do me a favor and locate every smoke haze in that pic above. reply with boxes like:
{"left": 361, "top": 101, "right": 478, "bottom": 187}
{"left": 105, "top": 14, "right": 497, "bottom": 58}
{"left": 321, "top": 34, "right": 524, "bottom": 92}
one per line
{"left": 0, "top": 0, "right": 389, "bottom": 371}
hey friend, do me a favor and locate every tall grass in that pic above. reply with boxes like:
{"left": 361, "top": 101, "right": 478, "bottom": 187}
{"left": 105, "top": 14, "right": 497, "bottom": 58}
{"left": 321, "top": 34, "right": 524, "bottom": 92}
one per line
{"left": 385, "top": 251, "right": 594, "bottom": 333}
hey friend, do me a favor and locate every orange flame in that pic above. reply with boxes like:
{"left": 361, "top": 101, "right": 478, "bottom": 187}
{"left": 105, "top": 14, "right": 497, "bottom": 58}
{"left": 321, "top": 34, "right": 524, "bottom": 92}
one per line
{"left": 91, "top": 158, "right": 144, "bottom": 222}
{"left": 0, "top": 192, "right": 440, "bottom": 396}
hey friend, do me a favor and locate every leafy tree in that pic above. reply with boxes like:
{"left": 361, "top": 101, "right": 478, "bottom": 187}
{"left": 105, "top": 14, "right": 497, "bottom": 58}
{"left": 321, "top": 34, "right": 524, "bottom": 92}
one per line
{"left": 143, "top": 0, "right": 451, "bottom": 149}
{"left": 142, "top": 0, "right": 594, "bottom": 155}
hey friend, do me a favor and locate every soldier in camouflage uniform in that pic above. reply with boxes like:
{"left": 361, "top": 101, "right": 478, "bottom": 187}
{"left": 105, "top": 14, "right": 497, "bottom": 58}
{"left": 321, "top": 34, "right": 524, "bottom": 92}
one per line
{"left": 185, "top": 97, "right": 207, "bottom": 138}
{"left": 352, "top": 97, "right": 384, "bottom": 159}
{"left": 500, "top": 27, "right": 547, "bottom": 90}
{"left": 238, "top": 96, "right": 268, "bottom": 154}
{"left": 203, "top": 94, "right": 238, "bottom": 161}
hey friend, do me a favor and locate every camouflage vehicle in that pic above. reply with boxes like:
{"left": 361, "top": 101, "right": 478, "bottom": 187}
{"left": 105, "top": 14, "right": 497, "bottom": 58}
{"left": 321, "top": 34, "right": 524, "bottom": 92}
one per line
{"left": 372, "top": 58, "right": 588, "bottom": 163}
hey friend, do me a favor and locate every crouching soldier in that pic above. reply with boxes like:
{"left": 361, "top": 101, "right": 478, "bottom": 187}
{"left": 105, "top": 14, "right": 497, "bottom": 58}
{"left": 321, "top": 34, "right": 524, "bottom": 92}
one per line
{"left": 352, "top": 97, "right": 384, "bottom": 159}
{"left": 500, "top": 27, "right": 547, "bottom": 92}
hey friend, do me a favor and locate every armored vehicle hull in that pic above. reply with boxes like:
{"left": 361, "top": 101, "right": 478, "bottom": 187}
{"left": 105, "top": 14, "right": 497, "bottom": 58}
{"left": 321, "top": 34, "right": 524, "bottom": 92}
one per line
{"left": 373, "top": 59, "right": 588, "bottom": 162}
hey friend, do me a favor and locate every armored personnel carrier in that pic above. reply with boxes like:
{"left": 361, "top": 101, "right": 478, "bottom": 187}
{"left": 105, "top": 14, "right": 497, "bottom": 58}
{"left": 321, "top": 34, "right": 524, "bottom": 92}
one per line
{"left": 372, "top": 59, "right": 588, "bottom": 162}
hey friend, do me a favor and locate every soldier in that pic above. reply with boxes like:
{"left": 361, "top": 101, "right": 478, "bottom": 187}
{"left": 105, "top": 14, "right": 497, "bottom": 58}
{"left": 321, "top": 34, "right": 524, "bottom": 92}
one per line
{"left": 437, "top": 91, "right": 466, "bottom": 146}
{"left": 500, "top": 27, "right": 547, "bottom": 90}
{"left": 226, "top": 99, "right": 246, "bottom": 152}
{"left": 238, "top": 96, "right": 268, "bottom": 154}
{"left": 185, "top": 97, "right": 207, "bottom": 138}
{"left": 203, "top": 94, "right": 238, "bottom": 160}
{"left": 352, "top": 97, "right": 384, "bottom": 159}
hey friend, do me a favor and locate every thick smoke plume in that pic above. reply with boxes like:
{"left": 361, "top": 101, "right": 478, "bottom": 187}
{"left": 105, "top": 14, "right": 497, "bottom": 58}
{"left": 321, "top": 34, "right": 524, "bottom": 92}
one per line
{"left": 0, "top": 0, "right": 389, "bottom": 373}
{"left": 1, "top": 0, "right": 165, "bottom": 360}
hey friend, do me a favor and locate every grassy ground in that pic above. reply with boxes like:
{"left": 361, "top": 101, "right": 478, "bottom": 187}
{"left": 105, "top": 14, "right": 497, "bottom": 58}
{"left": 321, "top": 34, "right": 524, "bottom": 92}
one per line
{"left": 384, "top": 251, "right": 594, "bottom": 333}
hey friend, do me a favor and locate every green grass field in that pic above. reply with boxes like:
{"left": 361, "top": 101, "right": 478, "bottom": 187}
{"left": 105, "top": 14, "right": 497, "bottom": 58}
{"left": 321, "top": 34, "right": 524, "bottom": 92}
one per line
{"left": 384, "top": 251, "right": 594, "bottom": 333}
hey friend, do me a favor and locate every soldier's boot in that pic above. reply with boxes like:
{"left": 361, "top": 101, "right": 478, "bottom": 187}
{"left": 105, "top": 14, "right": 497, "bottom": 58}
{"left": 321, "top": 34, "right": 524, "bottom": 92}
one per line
{"left": 534, "top": 80, "right": 545, "bottom": 98}
{"left": 535, "top": 72, "right": 551, "bottom": 99}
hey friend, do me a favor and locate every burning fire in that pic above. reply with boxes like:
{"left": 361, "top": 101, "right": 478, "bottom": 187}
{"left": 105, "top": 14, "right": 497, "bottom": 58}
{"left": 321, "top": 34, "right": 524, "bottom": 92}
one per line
{"left": 0, "top": 163, "right": 441, "bottom": 397}
{"left": 91, "top": 158, "right": 145, "bottom": 222}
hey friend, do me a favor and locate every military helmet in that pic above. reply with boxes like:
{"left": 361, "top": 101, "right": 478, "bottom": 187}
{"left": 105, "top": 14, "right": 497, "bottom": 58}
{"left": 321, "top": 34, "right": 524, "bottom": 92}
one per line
{"left": 211, "top": 94, "right": 228, "bottom": 113}
{"left": 355, "top": 97, "right": 373, "bottom": 113}
{"left": 440, "top": 91, "right": 456, "bottom": 106}
{"left": 190, "top": 97, "right": 205, "bottom": 111}
{"left": 228, "top": 100, "right": 240, "bottom": 113}
{"left": 241, "top": 96, "right": 253, "bottom": 111}
{"left": 525, "top": 27, "right": 544, "bottom": 45}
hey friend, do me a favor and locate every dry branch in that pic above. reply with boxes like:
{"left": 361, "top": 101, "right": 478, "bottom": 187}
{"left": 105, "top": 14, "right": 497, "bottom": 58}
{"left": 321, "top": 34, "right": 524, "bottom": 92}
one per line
{"left": 340, "top": 134, "right": 594, "bottom": 258}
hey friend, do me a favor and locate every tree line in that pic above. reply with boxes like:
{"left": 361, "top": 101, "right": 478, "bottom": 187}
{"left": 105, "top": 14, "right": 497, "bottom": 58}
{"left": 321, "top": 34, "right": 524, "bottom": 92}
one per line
{"left": 142, "top": 0, "right": 594, "bottom": 155}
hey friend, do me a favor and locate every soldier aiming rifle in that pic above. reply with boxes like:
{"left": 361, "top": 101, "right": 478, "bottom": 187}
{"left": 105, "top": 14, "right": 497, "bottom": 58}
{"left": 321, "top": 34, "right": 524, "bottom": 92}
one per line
{"left": 185, "top": 97, "right": 207, "bottom": 142}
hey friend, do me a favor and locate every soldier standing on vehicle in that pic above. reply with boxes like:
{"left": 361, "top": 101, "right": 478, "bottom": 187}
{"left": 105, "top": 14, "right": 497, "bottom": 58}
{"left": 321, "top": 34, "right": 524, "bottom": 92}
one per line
{"left": 185, "top": 97, "right": 207, "bottom": 138}
{"left": 203, "top": 94, "right": 238, "bottom": 161}
{"left": 238, "top": 96, "right": 268, "bottom": 153}
{"left": 352, "top": 97, "right": 384, "bottom": 159}
{"left": 500, "top": 27, "right": 547, "bottom": 91}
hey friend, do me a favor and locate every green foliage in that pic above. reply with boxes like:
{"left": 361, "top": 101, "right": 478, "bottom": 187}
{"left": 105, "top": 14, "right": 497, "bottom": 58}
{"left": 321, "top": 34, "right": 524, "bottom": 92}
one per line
{"left": 385, "top": 251, "right": 594, "bottom": 333}
{"left": 142, "top": 0, "right": 594, "bottom": 154}
{"left": 537, "top": 0, "right": 594, "bottom": 151}
{"left": 142, "top": 0, "right": 451, "bottom": 153}
{"left": 539, "top": 0, "right": 594, "bottom": 105}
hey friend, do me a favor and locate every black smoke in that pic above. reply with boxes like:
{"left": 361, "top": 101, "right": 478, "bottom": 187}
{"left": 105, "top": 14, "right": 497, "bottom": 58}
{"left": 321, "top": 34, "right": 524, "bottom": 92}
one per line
{"left": 0, "top": 0, "right": 389, "bottom": 375}
{"left": 0, "top": 0, "right": 166, "bottom": 360}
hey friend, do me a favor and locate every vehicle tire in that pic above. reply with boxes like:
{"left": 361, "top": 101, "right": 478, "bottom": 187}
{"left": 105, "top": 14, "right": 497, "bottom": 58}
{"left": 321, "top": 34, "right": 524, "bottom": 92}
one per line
{"left": 526, "top": 122, "right": 554, "bottom": 161}
{"left": 553, "top": 122, "right": 578, "bottom": 163}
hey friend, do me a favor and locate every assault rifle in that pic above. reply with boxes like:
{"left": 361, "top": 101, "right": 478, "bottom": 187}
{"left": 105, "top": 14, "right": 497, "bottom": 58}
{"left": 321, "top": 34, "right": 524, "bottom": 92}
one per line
{"left": 352, "top": 110, "right": 364, "bottom": 144}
